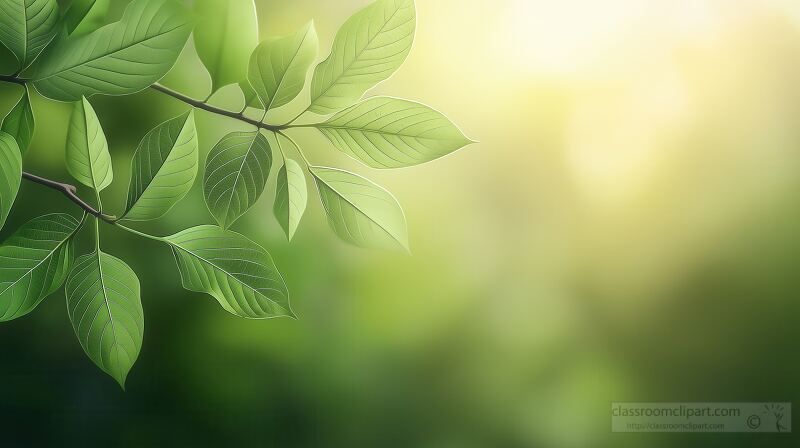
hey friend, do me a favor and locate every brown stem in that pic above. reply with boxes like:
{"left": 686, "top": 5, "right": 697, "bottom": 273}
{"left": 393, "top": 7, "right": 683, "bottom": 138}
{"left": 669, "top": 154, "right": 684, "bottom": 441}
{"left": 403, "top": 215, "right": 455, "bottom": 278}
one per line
{"left": 22, "top": 172, "right": 116, "bottom": 222}
{"left": 150, "top": 83, "right": 286, "bottom": 132}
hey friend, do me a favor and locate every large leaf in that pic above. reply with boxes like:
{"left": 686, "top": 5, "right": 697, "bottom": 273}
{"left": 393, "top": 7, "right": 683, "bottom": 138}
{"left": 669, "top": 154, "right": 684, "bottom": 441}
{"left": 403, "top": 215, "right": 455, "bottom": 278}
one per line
{"left": 316, "top": 97, "right": 473, "bottom": 168}
{"left": 0, "top": 132, "right": 22, "bottom": 231}
{"left": 204, "top": 131, "right": 272, "bottom": 229}
{"left": 311, "top": 166, "right": 409, "bottom": 251}
{"left": 65, "top": 97, "right": 112, "bottom": 191}
{"left": 193, "top": 0, "right": 259, "bottom": 94}
{"left": 63, "top": 0, "right": 111, "bottom": 37}
{"left": 309, "top": 0, "right": 416, "bottom": 115}
{"left": 122, "top": 111, "right": 198, "bottom": 221}
{"left": 0, "top": 86, "right": 35, "bottom": 155}
{"left": 248, "top": 22, "right": 318, "bottom": 112}
{"left": 65, "top": 250, "right": 143, "bottom": 388}
{"left": 31, "top": 0, "right": 193, "bottom": 102}
{"left": 165, "top": 226, "right": 292, "bottom": 319}
{"left": 0, "top": 214, "right": 82, "bottom": 322}
{"left": 274, "top": 158, "right": 308, "bottom": 241}
{"left": 0, "top": 0, "right": 60, "bottom": 70}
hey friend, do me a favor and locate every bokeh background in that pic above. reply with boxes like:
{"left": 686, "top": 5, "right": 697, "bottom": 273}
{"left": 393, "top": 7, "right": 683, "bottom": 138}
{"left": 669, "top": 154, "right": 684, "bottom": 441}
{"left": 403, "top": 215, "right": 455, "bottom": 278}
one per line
{"left": 2, "top": 0, "right": 800, "bottom": 446}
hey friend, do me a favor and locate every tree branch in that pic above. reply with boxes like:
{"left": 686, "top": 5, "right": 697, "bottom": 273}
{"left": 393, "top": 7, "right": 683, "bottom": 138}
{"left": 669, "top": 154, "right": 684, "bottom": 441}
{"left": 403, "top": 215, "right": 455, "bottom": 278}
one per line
{"left": 150, "top": 83, "right": 286, "bottom": 132}
{"left": 22, "top": 172, "right": 116, "bottom": 222}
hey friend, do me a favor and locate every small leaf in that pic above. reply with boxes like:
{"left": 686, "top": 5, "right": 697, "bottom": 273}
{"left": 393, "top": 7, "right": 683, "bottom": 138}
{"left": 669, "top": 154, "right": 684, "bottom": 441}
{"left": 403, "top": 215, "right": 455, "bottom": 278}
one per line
{"left": 204, "top": 131, "right": 272, "bottom": 229}
{"left": 65, "top": 97, "right": 112, "bottom": 192}
{"left": 309, "top": 0, "right": 416, "bottom": 115}
{"left": 0, "top": 132, "right": 22, "bottom": 231}
{"left": 0, "top": 0, "right": 60, "bottom": 70}
{"left": 316, "top": 97, "right": 473, "bottom": 169}
{"left": 248, "top": 21, "right": 318, "bottom": 112}
{"left": 31, "top": 0, "right": 193, "bottom": 102}
{"left": 311, "top": 166, "right": 409, "bottom": 252}
{"left": 123, "top": 111, "right": 198, "bottom": 221}
{"left": 65, "top": 250, "right": 143, "bottom": 388}
{"left": 239, "top": 81, "right": 263, "bottom": 109}
{"left": 165, "top": 226, "right": 292, "bottom": 319}
{"left": 0, "top": 86, "right": 35, "bottom": 155}
{"left": 274, "top": 158, "right": 308, "bottom": 241}
{"left": 0, "top": 214, "right": 82, "bottom": 322}
{"left": 63, "top": 0, "right": 111, "bottom": 37}
{"left": 193, "top": 0, "right": 259, "bottom": 94}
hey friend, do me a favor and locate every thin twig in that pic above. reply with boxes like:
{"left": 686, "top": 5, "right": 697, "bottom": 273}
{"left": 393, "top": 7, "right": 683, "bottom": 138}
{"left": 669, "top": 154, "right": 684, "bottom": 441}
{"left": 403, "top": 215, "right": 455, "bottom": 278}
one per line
{"left": 22, "top": 172, "right": 116, "bottom": 222}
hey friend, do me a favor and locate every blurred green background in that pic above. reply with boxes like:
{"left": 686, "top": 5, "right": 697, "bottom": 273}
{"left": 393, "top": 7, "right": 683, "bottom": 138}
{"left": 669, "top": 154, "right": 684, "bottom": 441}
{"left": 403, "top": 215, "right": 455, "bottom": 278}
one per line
{"left": 2, "top": 0, "right": 800, "bottom": 446}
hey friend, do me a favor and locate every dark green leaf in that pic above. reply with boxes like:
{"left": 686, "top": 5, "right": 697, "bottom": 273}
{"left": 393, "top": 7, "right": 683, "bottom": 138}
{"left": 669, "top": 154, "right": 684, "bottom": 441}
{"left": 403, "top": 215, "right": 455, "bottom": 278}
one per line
{"left": 0, "top": 0, "right": 60, "bottom": 70}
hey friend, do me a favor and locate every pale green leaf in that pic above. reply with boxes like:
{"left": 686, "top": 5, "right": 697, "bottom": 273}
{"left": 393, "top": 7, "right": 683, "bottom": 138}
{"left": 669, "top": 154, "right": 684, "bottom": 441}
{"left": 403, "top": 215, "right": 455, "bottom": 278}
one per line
{"left": 316, "top": 97, "right": 473, "bottom": 169}
{"left": 311, "top": 166, "right": 409, "bottom": 251}
{"left": 0, "top": 0, "right": 60, "bottom": 70}
{"left": 309, "top": 0, "right": 416, "bottom": 115}
{"left": 65, "top": 250, "right": 143, "bottom": 388}
{"left": 248, "top": 21, "right": 318, "bottom": 112}
{"left": 0, "top": 132, "right": 22, "bottom": 231}
{"left": 193, "top": 0, "right": 259, "bottom": 94}
{"left": 31, "top": 0, "right": 193, "bottom": 102}
{"left": 63, "top": 0, "right": 111, "bottom": 37}
{"left": 165, "top": 225, "right": 292, "bottom": 319}
{"left": 0, "top": 214, "right": 82, "bottom": 322}
{"left": 122, "top": 111, "right": 198, "bottom": 221}
{"left": 204, "top": 131, "right": 272, "bottom": 229}
{"left": 274, "top": 158, "right": 308, "bottom": 241}
{"left": 0, "top": 86, "right": 35, "bottom": 155}
{"left": 65, "top": 97, "right": 112, "bottom": 191}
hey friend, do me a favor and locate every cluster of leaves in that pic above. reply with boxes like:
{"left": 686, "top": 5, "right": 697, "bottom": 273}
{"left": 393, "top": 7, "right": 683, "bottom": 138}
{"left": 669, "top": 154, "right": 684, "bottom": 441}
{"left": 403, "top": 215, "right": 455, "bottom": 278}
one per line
{"left": 0, "top": 0, "right": 471, "bottom": 388}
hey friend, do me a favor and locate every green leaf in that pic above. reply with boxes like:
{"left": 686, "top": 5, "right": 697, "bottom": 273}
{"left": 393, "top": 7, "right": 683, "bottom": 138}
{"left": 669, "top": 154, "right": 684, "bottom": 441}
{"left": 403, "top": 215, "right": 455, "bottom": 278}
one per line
{"left": 193, "top": 0, "right": 259, "bottom": 94}
{"left": 311, "top": 166, "right": 409, "bottom": 252}
{"left": 122, "top": 111, "right": 198, "bottom": 221}
{"left": 0, "top": 86, "right": 35, "bottom": 155}
{"left": 309, "top": 0, "right": 416, "bottom": 115}
{"left": 239, "top": 80, "right": 263, "bottom": 109}
{"left": 274, "top": 158, "right": 308, "bottom": 241}
{"left": 63, "top": 0, "right": 111, "bottom": 37}
{"left": 65, "top": 97, "right": 112, "bottom": 192}
{"left": 316, "top": 97, "right": 473, "bottom": 169}
{"left": 65, "top": 250, "right": 143, "bottom": 388}
{"left": 204, "top": 131, "right": 272, "bottom": 229}
{"left": 0, "top": 0, "right": 60, "bottom": 70}
{"left": 248, "top": 21, "right": 318, "bottom": 112}
{"left": 0, "top": 214, "right": 82, "bottom": 322}
{"left": 165, "top": 225, "right": 292, "bottom": 319}
{"left": 0, "top": 132, "right": 22, "bottom": 231}
{"left": 31, "top": 0, "right": 193, "bottom": 102}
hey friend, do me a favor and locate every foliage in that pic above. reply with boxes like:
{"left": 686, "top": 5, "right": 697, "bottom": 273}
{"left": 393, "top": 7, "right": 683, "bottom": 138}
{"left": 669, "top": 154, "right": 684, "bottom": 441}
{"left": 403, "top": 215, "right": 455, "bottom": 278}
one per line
{"left": 0, "top": 0, "right": 471, "bottom": 388}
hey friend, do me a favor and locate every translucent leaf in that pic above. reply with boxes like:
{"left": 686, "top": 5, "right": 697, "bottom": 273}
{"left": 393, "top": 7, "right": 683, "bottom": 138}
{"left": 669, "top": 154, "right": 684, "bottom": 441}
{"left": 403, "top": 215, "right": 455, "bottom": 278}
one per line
{"left": 65, "top": 250, "right": 143, "bottom": 388}
{"left": 239, "top": 80, "right": 263, "bottom": 109}
{"left": 63, "top": 0, "right": 111, "bottom": 37}
{"left": 193, "top": 0, "right": 259, "bottom": 94}
{"left": 0, "top": 214, "right": 82, "bottom": 322}
{"left": 0, "top": 0, "right": 59, "bottom": 70}
{"left": 311, "top": 166, "right": 409, "bottom": 252}
{"left": 123, "top": 111, "right": 198, "bottom": 221}
{"left": 0, "top": 132, "right": 22, "bottom": 231}
{"left": 316, "top": 97, "right": 473, "bottom": 169}
{"left": 274, "top": 158, "right": 308, "bottom": 241}
{"left": 65, "top": 97, "right": 112, "bottom": 192}
{"left": 0, "top": 86, "right": 35, "bottom": 155}
{"left": 309, "top": 0, "right": 416, "bottom": 115}
{"left": 31, "top": 0, "right": 193, "bottom": 102}
{"left": 248, "top": 21, "right": 318, "bottom": 112}
{"left": 165, "top": 225, "right": 293, "bottom": 319}
{"left": 203, "top": 131, "right": 272, "bottom": 229}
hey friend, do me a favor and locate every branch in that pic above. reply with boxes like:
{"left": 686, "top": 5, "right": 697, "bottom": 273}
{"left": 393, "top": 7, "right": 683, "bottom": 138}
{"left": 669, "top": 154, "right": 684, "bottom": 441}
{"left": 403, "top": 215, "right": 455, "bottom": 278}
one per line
{"left": 22, "top": 172, "right": 116, "bottom": 222}
{"left": 0, "top": 74, "right": 25, "bottom": 86}
{"left": 150, "top": 83, "right": 286, "bottom": 132}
